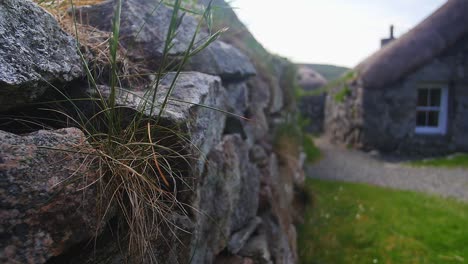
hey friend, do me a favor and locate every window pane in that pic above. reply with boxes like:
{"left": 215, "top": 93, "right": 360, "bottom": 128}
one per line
{"left": 430, "top": 89, "right": 441, "bottom": 106}
{"left": 428, "top": 111, "right": 439, "bottom": 127}
{"left": 417, "top": 89, "right": 429, "bottom": 106}
{"left": 416, "top": 111, "right": 427, "bottom": 126}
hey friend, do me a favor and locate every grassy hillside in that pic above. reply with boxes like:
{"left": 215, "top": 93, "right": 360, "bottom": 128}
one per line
{"left": 300, "top": 63, "right": 349, "bottom": 81}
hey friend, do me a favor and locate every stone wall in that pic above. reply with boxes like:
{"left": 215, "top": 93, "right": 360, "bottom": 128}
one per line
{"left": 296, "top": 65, "right": 327, "bottom": 134}
{"left": 325, "top": 36, "right": 468, "bottom": 155}
{"left": 0, "top": 1, "right": 304, "bottom": 263}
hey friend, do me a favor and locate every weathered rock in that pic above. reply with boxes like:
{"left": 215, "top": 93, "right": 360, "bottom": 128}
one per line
{"left": 260, "top": 213, "right": 295, "bottom": 264}
{"left": 268, "top": 80, "right": 284, "bottom": 114}
{"left": 222, "top": 81, "right": 252, "bottom": 143}
{"left": 73, "top": 0, "right": 200, "bottom": 63}
{"left": 190, "top": 135, "right": 260, "bottom": 263}
{"left": 0, "top": 128, "right": 96, "bottom": 264}
{"left": 243, "top": 107, "right": 269, "bottom": 146}
{"left": 249, "top": 144, "right": 269, "bottom": 168}
{"left": 255, "top": 151, "right": 300, "bottom": 264}
{"left": 225, "top": 82, "right": 250, "bottom": 116}
{"left": 268, "top": 58, "right": 289, "bottom": 114}
{"left": 0, "top": 0, "right": 83, "bottom": 112}
{"left": 238, "top": 233, "right": 272, "bottom": 264}
{"left": 157, "top": 72, "right": 227, "bottom": 170}
{"left": 187, "top": 41, "right": 256, "bottom": 81}
{"left": 214, "top": 255, "right": 255, "bottom": 264}
{"left": 73, "top": 0, "right": 255, "bottom": 80}
{"left": 228, "top": 217, "right": 262, "bottom": 254}
{"left": 247, "top": 77, "right": 270, "bottom": 114}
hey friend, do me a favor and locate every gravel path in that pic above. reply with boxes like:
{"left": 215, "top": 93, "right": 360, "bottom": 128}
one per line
{"left": 306, "top": 137, "right": 468, "bottom": 201}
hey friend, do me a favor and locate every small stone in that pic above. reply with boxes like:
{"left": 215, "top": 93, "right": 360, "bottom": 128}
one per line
{"left": 228, "top": 217, "right": 262, "bottom": 254}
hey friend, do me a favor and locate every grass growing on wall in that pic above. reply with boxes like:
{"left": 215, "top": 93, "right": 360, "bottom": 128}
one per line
{"left": 303, "top": 134, "right": 321, "bottom": 163}
{"left": 408, "top": 153, "right": 468, "bottom": 168}
{"left": 334, "top": 84, "right": 352, "bottom": 103}
{"left": 295, "top": 70, "right": 357, "bottom": 100}
{"left": 35, "top": 0, "right": 226, "bottom": 262}
{"left": 274, "top": 115, "right": 322, "bottom": 165}
{"left": 298, "top": 179, "right": 468, "bottom": 264}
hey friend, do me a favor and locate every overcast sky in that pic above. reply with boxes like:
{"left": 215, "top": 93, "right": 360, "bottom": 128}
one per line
{"left": 229, "top": 0, "right": 447, "bottom": 67}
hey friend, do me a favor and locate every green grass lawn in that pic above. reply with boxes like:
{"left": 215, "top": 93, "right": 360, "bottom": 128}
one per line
{"left": 298, "top": 179, "right": 468, "bottom": 264}
{"left": 304, "top": 134, "right": 322, "bottom": 163}
{"left": 409, "top": 153, "right": 468, "bottom": 169}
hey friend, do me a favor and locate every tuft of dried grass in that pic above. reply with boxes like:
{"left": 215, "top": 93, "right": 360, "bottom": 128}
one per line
{"left": 36, "top": 0, "right": 151, "bottom": 90}
{"left": 30, "top": 0, "right": 225, "bottom": 262}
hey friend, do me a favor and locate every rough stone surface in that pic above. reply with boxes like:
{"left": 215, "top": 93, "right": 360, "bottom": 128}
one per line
{"left": 268, "top": 76, "right": 285, "bottom": 115}
{"left": 238, "top": 233, "right": 272, "bottom": 264}
{"left": 187, "top": 40, "right": 257, "bottom": 81}
{"left": 214, "top": 255, "right": 255, "bottom": 264}
{"left": 74, "top": 0, "right": 255, "bottom": 80}
{"left": 225, "top": 82, "right": 250, "bottom": 116}
{"left": 73, "top": 0, "right": 200, "bottom": 63}
{"left": 263, "top": 154, "right": 298, "bottom": 264}
{"left": 0, "top": 128, "right": 96, "bottom": 264}
{"left": 190, "top": 135, "right": 260, "bottom": 263}
{"left": 228, "top": 217, "right": 262, "bottom": 254}
{"left": 0, "top": 0, "right": 83, "bottom": 112}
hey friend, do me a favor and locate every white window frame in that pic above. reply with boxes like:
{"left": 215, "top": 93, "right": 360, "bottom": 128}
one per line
{"left": 415, "top": 86, "right": 448, "bottom": 135}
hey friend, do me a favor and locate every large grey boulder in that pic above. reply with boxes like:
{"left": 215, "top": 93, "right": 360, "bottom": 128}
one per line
{"left": 73, "top": 0, "right": 255, "bottom": 80}
{"left": 0, "top": 0, "right": 83, "bottom": 112}
{"left": 0, "top": 128, "right": 97, "bottom": 264}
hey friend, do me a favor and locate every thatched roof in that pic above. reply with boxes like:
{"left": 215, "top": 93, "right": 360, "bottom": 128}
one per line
{"left": 356, "top": 0, "right": 468, "bottom": 89}
{"left": 296, "top": 65, "right": 327, "bottom": 91}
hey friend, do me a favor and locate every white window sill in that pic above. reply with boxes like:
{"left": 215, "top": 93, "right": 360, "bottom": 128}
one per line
{"left": 415, "top": 127, "right": 446, "bottom": 135}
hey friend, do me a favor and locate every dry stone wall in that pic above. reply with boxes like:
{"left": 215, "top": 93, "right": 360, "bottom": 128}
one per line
{"left": 0, "top": 1, "right": 304, "bottom": 263}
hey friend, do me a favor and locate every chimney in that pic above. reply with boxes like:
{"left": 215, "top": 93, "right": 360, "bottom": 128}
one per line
{"left": 381, "top": 25, "right": 396, "bottom": 47}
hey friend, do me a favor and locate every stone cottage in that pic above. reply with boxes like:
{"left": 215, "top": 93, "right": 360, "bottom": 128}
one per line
{"left": 325, "top": 0, "right": 468, "bottom": 155}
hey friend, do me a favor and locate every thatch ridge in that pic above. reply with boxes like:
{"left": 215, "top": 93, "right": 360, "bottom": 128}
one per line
{"left": 356, "top": 0, "right": 468, "bottom": 89}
